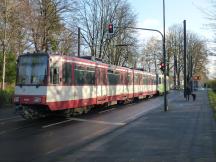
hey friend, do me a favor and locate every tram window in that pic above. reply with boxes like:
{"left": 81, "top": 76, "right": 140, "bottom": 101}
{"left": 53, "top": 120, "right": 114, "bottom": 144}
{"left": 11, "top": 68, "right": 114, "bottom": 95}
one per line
{"left": 143, "top": 75, "right": 148, "bottom": 85}
{"left": 75, "top": 71, "right": 83, "bottom": 85}
{"left": 121, "top": 72, "right": 127, "bottom": 84}
{"left": 159, "top": 77, "right": 162, "bottom": 84}
{"left": 134, "top": 74, "right": 139, "bottom": 85}
{"left": 108, "top": 71, "right": 120, "bottom": 85}
{"left": 50, "top": 66, "right": 59, "bottom": 84}
{"left": 86, "top": 67, "right": 95, "bottom": 85}
{"left": 151, "top": 77, "right": 153, "bottom": 84}
{"left": 74, "top": 65, "right": 85, "bottom": 85}
{"left": 149, "top": 77, "right": 152, "bottom": 84}
{"left": 139, "top": 74, "right": 143, "bottom": 85}
{"left": 119, "top": 72, "right": 125, "bottom": 85}
{"left": 74, "top": 65, "right": 95, "bottom": 85}
{"left": 127, "top": 73, "right": 132, "bottom": 85}
{"left": 62, "top": 63, "right": 72, "bottom": 85}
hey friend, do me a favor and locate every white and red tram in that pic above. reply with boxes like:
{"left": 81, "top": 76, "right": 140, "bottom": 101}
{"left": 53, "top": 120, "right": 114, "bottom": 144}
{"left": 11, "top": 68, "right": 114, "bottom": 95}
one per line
{"left": 13, "top": 53, "right": 161, "bottom": 119}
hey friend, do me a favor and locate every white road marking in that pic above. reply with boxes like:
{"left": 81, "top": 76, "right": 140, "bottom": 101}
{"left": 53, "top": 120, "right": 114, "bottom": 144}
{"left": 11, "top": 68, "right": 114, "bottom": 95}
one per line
{"left": 46, "top": 147, "right": 61, "bottom": 155}
{"left": 70, "top": 118, "right": 125, "bottom": 126}
{"left": 42, "top": 117, "right": 125, "bottom": 129}
{"left": 42, "top": 119, "right": 74, "bottom": 128}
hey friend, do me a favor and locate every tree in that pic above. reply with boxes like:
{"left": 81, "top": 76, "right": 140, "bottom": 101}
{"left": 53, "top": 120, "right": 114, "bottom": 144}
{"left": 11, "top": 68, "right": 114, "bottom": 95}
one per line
{"left": 141, "top": 37, "right": 162, "bottom": 73}
{"left": 18, "top": 0, "right": 78, "bottom": 53}
{"left": 0, "top": 0, "right": 27, "bottom": 89}
{"left": 166, "top": 24, "right": 184, "bottom": 89}
{"left": 75, "top": 0, "right": 138, "bottom": 65}
{"left": 166, "top": 24, "right": 208, "bottom": 89}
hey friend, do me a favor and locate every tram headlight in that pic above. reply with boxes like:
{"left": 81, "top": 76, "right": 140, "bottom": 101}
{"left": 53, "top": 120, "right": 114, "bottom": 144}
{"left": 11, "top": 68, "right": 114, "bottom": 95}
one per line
{"left": 14, "top": 96, "right": 20, "bottom": 103}
{"left": 34, "top": 97, "right": 41, "bottom": 103}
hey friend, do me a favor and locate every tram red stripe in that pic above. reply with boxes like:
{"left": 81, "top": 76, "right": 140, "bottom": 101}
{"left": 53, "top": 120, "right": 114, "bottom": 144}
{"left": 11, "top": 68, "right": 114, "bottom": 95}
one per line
{"left": 47, "top": 91, "right": 157, "bottom": 111}
{"left": 15, "top": 91, "right": 157, "bottom": 111}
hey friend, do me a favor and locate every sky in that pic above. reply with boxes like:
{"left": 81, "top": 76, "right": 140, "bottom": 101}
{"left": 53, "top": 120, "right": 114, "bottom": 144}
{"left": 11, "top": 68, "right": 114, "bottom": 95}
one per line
{"left": 127, "top": 0, "right": 211, "bottom": 39}
{"left": 127, "top": 0, "right": 216, "bottom": 78}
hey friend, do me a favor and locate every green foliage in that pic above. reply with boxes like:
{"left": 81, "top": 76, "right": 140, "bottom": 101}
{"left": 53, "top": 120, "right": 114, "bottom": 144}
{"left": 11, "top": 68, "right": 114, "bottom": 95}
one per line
{"left": 0, "top": 86, "right": 14, "bottom": 108}
{"left": 50, "top": 38, "right": 58, "bottom": 52}
{"left": 0, "top": 52, "right": 16, "bottom": 84}
{"left": 206, "top": 79, "right": 216, "bottom": 90}
{"left": 208, "top": 90, "right": 216, "bottom": 119}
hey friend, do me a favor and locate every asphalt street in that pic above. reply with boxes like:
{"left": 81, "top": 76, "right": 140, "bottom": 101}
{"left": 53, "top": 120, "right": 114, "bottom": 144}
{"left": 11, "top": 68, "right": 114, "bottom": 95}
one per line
{"left": 56, "top": 90, "right": 216, "bottom": 162}
{"left": 0, "top": 90, "right": 215, "bottom": 162}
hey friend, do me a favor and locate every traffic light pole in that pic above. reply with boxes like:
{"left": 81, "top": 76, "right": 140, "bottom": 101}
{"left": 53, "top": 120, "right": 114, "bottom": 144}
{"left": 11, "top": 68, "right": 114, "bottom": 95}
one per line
{"left": 183, "top": 20, "right": 187, "bottom": 97}
{"left": 114, "top": 26, "right": 168, "bottom": 112}
{"left": 78, "top": 27, "right": 81, "bottom": 57}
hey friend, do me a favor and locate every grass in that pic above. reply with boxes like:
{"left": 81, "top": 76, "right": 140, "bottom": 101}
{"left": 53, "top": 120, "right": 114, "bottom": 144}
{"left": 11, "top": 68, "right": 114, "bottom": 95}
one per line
{"left": 208, "top": 90, "right": 216, "bottom": 119}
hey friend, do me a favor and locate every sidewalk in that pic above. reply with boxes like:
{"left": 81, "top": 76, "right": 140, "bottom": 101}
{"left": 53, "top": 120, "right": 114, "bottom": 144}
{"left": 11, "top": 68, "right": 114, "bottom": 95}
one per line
{"left": 60, "top": 90, "right": 216, "bottom": 162}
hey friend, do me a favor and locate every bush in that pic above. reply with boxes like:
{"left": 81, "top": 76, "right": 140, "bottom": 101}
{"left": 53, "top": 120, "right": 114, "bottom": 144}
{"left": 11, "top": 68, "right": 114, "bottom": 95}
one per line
{"left": 0, "top": 87, "right": 14, "bottom": 108}
{"left": 208, "top": 90, "right": 216, "bottom": 119}
{"left": 206, "top": 79, "right": 216, "bottom": 90}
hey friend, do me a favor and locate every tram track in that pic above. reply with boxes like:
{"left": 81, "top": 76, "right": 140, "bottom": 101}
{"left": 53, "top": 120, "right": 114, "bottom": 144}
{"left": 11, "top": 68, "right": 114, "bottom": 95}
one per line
{"left": 0, "top": 90, "right": 181, "bottom": 137}
{"left": 0, "top": 116, "right": 21, "bottom": 122}
{"left": 0, "top": 116, "right": 67, "bottom": 136}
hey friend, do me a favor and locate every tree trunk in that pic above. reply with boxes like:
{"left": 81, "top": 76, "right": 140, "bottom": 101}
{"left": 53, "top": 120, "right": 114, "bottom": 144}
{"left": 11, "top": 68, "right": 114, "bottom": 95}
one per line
{"left": 1, "top": 0, "right": 7, "bottom": 90}
{"left": 1, "top": 51, "right": 6, "bottom": 90}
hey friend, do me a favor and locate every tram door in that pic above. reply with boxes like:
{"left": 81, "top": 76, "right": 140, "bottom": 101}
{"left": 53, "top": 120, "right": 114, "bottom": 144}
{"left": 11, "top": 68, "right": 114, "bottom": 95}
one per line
{"left": 96, "top": 67, "right": 108, "bottom": 104}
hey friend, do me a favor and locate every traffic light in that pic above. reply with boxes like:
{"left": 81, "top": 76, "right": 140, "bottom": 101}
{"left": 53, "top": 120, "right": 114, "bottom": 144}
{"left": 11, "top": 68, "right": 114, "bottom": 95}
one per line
{"left": 159, "top": 62, "right": 165, "bottom": 73}
{"left": 108, "top": 23, "right": 114, "bottom": 34}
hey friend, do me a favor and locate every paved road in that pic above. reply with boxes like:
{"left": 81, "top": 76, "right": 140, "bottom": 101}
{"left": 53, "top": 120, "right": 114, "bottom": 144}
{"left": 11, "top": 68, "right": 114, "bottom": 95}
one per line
{"left": 0, "top": 91, "right": 180, "bottom": 162}
{"left": 52, "top": 90, "right": 216, "bottom": 162}
{"left": 1, "top": 90, "right": 215, "bottom": 162}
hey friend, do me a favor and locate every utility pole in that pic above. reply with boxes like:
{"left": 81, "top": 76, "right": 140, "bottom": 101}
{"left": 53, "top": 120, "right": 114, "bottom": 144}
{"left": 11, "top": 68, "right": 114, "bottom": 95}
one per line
{"left": 173, "top": 51, "right": 177, "bottom": 89}
{"left": 190, "top": 54, "right": 193, "bottom": 91}
{"left": 163, "top": 0, "right": 168, "bottom": 111}
{"left": 78, "top": 27, "right": 81, "bottom": 57}
{"left": 183, "top": 20, "right": 187, "bottom": 97}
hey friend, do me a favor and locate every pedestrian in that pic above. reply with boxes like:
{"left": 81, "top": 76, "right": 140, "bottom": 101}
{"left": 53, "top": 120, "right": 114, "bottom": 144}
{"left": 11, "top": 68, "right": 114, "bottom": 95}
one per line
{"left": 185, "top": 87, "right": 191, "bottom": 101}
{"left": 191, "top": 93, "right": 196, "bottom": 101}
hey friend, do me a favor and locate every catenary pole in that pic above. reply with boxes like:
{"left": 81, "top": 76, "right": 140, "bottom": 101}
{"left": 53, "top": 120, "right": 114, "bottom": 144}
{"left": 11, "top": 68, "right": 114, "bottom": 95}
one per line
{"left": 163, "top": 0, "right": 168, "bottom": 111}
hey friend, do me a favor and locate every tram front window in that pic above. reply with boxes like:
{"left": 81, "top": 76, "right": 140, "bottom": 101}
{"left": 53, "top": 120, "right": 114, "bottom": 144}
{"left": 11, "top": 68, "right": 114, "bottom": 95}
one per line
{"left": 17, "top": 55, "right": 48, "bottom": 85}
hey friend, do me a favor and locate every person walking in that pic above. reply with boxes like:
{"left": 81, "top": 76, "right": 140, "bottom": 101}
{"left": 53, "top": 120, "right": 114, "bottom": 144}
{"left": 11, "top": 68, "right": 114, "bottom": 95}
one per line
{"left": 185, "top": 87, "right": 191, "bottom": 101}
{"left": 191, "top": 93, "right": 196, "bottom": 101}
